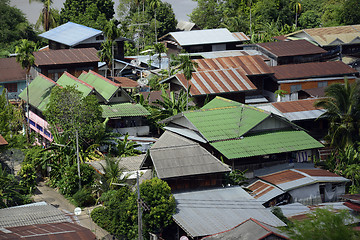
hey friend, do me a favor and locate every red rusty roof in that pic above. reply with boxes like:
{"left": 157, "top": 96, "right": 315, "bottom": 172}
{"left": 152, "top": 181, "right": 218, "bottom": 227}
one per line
{"left": 34, "top": 48, "right": 99, "bottom": 66}
{"left": 296, "top": 169, "right": 340, "bottom": 177}
{"left": 271, "top": 98, "right": 322, "bottom": 113}
{"left": 260, "top": 170, "right": 306, "bottom": 185}
{"left": 248, "top": 181, "right": 275, "bottom": 199}
{"left": 273, "top": 61, "right": 358, "bottom": 80}
{"left": 0, "top": 222, "right": 96, "bottom": 239}
{"left": 344, "top": 201, "right": 360, "bottom": 212}
{"left": 232, "top": 32, "right": 250, "bottom": 41}
{"left": 175, "top": 55, "right": 272, "bottom": 96}
{"left": 258, "top": 40, "right": 326, "bottom": 57}
{"left": 0, "top": 134, "right": 8, "bottom": 146}
{"left": 110, "top": 76, "right": 139, "bottom": 88}
{"left": 0, "top": 57, "right": 27, "bottom": 83}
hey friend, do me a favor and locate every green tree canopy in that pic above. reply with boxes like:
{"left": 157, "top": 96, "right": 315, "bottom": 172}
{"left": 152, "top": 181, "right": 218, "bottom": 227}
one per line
{"left": 44, "top": 86, "right": 103, "bottom": 144}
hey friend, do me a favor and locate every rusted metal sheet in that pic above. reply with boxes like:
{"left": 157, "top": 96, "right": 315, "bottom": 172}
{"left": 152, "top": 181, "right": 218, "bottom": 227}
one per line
{"left": 34, "top": 48, "right": 99, "bottom": 66}
{"left": 258, "top": 39, "right": 326, "bottom": 57}
{"left": 176, "top": 55, "right": 272, "bottom": 96}
{"left": 297, "top": 169, "right": 340, "bottom": 177}
{"left": 0, "top": 134, "right": 8, "bottom": 146}
{"left": 111, "top": 76, "right": 139, "bottom": 88}
{"left": 232, "top": 32, "right": 250, "bottom": 41}
{"left": 273, "top": 61, "right": 358, "bottom": 80}
{"left": 271, "top": 98, "right": 321, "bottom": 113}
{"left": 260, "top": 170, "right": 306, "bottom": 185}
{"left": 0, "top": 57, "right": 27, "bottom": 83}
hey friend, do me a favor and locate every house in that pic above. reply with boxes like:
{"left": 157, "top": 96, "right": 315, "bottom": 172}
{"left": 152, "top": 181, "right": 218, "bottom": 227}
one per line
{"left": 172, "top": 186, "right": 286, "bottom": 239}
{"left": 285, "top": 24, "right": 360, "bottom": 57}
{"left": 39, "top": 21, "right": 127, "bottom": 59}
{"left": 32, "top": 47, "right": 100, "bottom": 80}
{"left": 176, "top": 20, "right": 200, "bottom": 31}
{"left": 248, "top": 163, "right": 350, "bottom": 206}
{"left": 256, "top": 98, "right": 327, "bottom": 139}
{"left": 0, "top": 57, "right": 27, "bottom": 101}
{"left": 161, "top": 97, "right": 324, "bottom": 176}
{"left": 255, "top": 40, "right": 327, "bottom": 66}
{"left": 202, "top": 218, "right": 289, "bottom": 240}
{"left": 140, "top": 131, "right": 231, "bottom": 191}
{"left": 0, "top": 202, "right": 96, "bottom": 239}
{"left": 161, "top": 55, "right": 274, "bottom": 106}
{"left": 160, "top": 28, "right": 249, "bottom": 54}
{"left": 98, "top": 58, "right": 146, "bottom": 78}
{"left": 272, "top": 61, "right": 358, "bottom": 101}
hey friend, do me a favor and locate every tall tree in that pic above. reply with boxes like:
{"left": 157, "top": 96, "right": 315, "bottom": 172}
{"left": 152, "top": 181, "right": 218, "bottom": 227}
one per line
{"left": 103, "top": 19, "right": 121, "bottom": 77}
{"left": 153, "top": 42, "right": 166, "bottom": 69}
{"left": 314, "top": 79, "right": 360, "bottom": 149}
{"left": 30, "top": 0, "right": 59, "bottom": 31}
{"left": 148, "top": 0, "right": 161, "bottom": 43}
{"left": 98, "top": 39, "right": 113, "bottom": 78}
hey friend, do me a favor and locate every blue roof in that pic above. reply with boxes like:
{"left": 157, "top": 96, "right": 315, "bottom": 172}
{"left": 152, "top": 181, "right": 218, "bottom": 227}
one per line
{"left": 39, "top": 22, "right": 102, "bottom": 47}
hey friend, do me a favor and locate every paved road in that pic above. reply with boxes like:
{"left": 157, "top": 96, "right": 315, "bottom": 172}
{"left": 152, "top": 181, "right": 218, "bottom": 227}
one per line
{"left": 32, "top": 182, "right": 110, "bottom": 240}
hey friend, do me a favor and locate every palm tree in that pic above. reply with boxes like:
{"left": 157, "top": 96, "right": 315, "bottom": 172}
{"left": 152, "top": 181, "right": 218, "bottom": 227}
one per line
{"left": 98, "top": 39, "right": 113, "bottom": 78}
{"left": 15, "top": 39, "right": 36, "bottom": 142}
{"left": 103, "top": 19, "right": 121, "bottom": 78}
{"left": 99, "top": 157, "right": 128, "bottom": 191}
{"left": 176, "top": 54, "right": 198, "bottom": 110}
{"left": 314, "top": 79, "right": 360, "bottom": 149}
{"left": 149, "top": 0, "right": 162, "bottom": 43}
{"left": 29, "top": 0, "right": 58, "bottom": 31}
{"left": 153, "top": 42, "right": 167, "bottom": 69}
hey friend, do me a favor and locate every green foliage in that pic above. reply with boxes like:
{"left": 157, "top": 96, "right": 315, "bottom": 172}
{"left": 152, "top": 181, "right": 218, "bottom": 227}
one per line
{"left": 18, "top": 163, "right": 37, "bottom": 194}
{"left": 285, "top": 208, "right": 360, "bottom": 240}
{"left": 225, "top": 169, "right": 248, "bottom": 186}
{"left": 112, "top": 133, "right": 142, "bottom": 157}
{"left": 15, "top": 39, "right": 36, "bottom": 73}
{"left": 271, "top": 206, "right": 292, "bottom": 226}
{"left": 340, "top": 0, "right": 360, "bottom": 25}
{"left": 190, "top": 0, "right": 222, "bottom": 29}
{"left": 72, "top": 187, "right": 96, "bottom": 207}
{"left": 60, "top": 0, "right": 114, "bottom": 30}
{"left": 98, "top": 157, "right": 128, "bottom": 192}
{"left": 44, "top": 86, "right": 103, "bottom": 145}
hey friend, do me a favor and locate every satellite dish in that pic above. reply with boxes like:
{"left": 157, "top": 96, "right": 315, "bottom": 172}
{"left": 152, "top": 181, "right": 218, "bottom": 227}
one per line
{"left": 74, "top": 207, "right": 81, "bottom": 216}
{"left": 130, "top": 59, "right": 140, "bottom": 67}
{"left": 180, "top": 236, "right": 189, "bottom": 240}
{"left": 137, "top": 78, "right": 149, "bottom": 87}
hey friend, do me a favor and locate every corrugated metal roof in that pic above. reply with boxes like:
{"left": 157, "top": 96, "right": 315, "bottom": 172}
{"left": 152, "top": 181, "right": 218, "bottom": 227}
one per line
{"left": 294, "top": 169, "right": 350, "bottom": 182}
{"left": 88, "top": 154, "right": 146, "bottom": 172}
{"left": 39, "top": 22, "right": 102, "bottom": 47}
{"left": 34, "top": 48, "right": 99, "bottom": 66}
{"left": 19, "top": 74, "right": 58, "bottom": 111}
{"left": 79, "top": 70, "right": 120, "bottom": 101}
{"left": 149, "top": 131, "right": 230, "bottom": 179}
{"left": 184, "top": 97, "right": 270, "bottom": 142}
{"left": 175, "top": 55, "right": 271, "bottom": 96}
{"left": 56, "top": 72, "right": 93, "bottom": 97}
{"left": 188, "top": 49, "right": 261, "bottom": 59}
{"left": 167, "top": 28, "right": 240, "bottom": 46}
{"left": 176, "top": 20, "right": 197, "bottom": 31}
{"left": 101, "top": 103, "right": 150, "bottom": 118}
{"left": 247, "top": 180, "right": 285, "bottom": 204}
{"left": 111, "top": 76, "right": 139, "bottom": 88}
{"left": 202, "top": 218, "right": 289, "bottom": 240}
{"left": 173, "top": 187, "right": 286, "bottom": 237}
{"left": 0, "top": 222, "right": 96, "bottom": 239}
{"left": 257, "top": 39, "right": 326, "bottom": 57}
{"left": 0, "top": 134, "right": 8, "bottom": 146}
{"left": 273, "top": 61, "right": 358, "bottom": 80}
{"left": 232, "top": 32, "right": 250, "bottom": 41}
{"left": 0, "top": 57, "right": 26, "bottom": 83}
{"left": 210, "top": 130, "right": 324, "bottom": 159}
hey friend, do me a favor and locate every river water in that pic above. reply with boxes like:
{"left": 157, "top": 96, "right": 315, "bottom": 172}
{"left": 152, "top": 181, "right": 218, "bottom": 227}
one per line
{"left": 10, "top": 0, "right": 197, "bottom": 25}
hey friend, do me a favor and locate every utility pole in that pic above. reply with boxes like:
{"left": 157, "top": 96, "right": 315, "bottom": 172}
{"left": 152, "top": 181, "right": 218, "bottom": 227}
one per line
{"left": 26, "top": 74, "right": 30, "bottom": 142}
{"left": 137, "top": 171, "right": 143, "bottom": 240}
{"left": 76, "top": 130, "right": 81, "bottom": 189}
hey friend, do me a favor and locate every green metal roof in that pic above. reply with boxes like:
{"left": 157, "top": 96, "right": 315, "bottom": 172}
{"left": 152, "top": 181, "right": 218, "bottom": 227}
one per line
{"left": 78, "top": 71, "right": 119, "bottom": 101}
{"left": 211, "top": 130, "right": 324, "bottom": 159}
{"left": 56, "top": 72, "right": 93, "bottom": 97}
{"left": 19, "top": 74, "right": 57, "bottom": 111}
{"left": 101, "top": 103, "right": 150, "bottom": 118}
{"left": 184, "top": 97, "right": 269, "bottom": 141}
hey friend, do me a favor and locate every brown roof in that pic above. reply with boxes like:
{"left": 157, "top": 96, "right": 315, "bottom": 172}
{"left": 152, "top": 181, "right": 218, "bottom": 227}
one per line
{"left": 258, "top": 40, "right": 326, "bottom": 57}
{"left": 271, "top": 98, "right": 322, "bottom": 113}
{"left": 260, "top": 170, "right": 305, "bottom": 185}
{"left": 300, "top": 86, "right": 326, "bottom": 98}
{"left": 297, "top": 169, "right": 340, "bottom": 177}
{"left": 34, "top": 48, "right": 99, "bottom": 66}
{"left": 232, "top": 32, "right": 250, "bottom": 41}
{"left": 0, "top": 57, "right": 27, "bottom": 83}
{"left": 0, "top": 222, "right": 96, "bottom": 239}
{"left": 110, "top": 76, "right": 139, "bottom": 88}
{"left": 248, "top": 181, "right": 275, "bottom": 199}
{"left": 175, "top": 55, "right": 272, "bottom": 96}
{"left": 0, "top": 134, "right": 8, "bottom": 146}
{"left": 273, "top": 61, "right": 358, "bottom": 80}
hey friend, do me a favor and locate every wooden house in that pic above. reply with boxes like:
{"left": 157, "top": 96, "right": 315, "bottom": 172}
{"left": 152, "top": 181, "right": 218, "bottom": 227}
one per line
{"left": 0, "top": 57, "right": 27, "bottom": 101}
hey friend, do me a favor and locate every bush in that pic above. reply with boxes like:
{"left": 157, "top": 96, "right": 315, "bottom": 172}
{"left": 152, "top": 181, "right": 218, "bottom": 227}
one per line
{"left": 91, "top": 207, "right": 112, "bottom": 229}
{"left": 18, "top": 163, "right": 37, "bottom": 194}
{"left": 73, "top": 188, "right": 96, "bottom": 207}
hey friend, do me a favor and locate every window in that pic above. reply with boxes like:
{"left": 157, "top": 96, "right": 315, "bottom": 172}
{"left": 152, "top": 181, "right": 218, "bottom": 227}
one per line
{"left": 5, "top": 83, "right": 17, "bottom": 92}
{"left": 290, "top": 84, "right": 302, "bottom": 93}
{"left": 318, "top": 81, "right": 328, "bottom": 88}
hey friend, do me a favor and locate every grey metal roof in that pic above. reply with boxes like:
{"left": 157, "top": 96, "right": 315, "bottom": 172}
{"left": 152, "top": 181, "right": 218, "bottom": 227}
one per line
{"left": 150, "top": 131, "right": 230, "bottom": 179}
{"left": 279, "top": 202, "right": 310, "bottom": 217}
{"left": 187, "top": 50, "right": 261, "bottom": 59}
{"left": 168, "top": 28, "right": 240, "bottom": 46}
{"left": 176, "top": 20, "right": 197, "bottom": 31}
{"left": 247, "top": 180, "right": 285, "bottom": 204}
{"left": 283, "top": 109, "right": 326, "bottom": 121}
{"left": 87, "top": 154, "right": 146, "bottom": 172}
{"left": 173, "top": 186, "right": 286, "bottom": 238}
{"left": 164, "top": 124, "right": 207, "bottom": 143}
{"left": 39, "top": 22, "right": 102, "bottom": 47}
{"left": 0, "top": 202, "right": 73, "bottom": 228}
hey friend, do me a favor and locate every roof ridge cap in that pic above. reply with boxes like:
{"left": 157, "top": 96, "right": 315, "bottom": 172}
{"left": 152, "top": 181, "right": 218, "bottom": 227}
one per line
{"left": 88, "top": 70, "right": 121, "bottom": 87}
{"left": 63, "top": 71, "right": 94, "bottom": 89}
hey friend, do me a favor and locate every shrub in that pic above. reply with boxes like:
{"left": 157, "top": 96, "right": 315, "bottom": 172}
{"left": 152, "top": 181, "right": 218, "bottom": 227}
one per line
{"left": 73, "top": 188, "right": 96, "bottom": 207}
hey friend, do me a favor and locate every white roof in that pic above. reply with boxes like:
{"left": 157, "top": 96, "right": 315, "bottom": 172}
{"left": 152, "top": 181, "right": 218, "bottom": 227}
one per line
{"left": 168, "top": 28, "right": 240, "bottom": 46}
